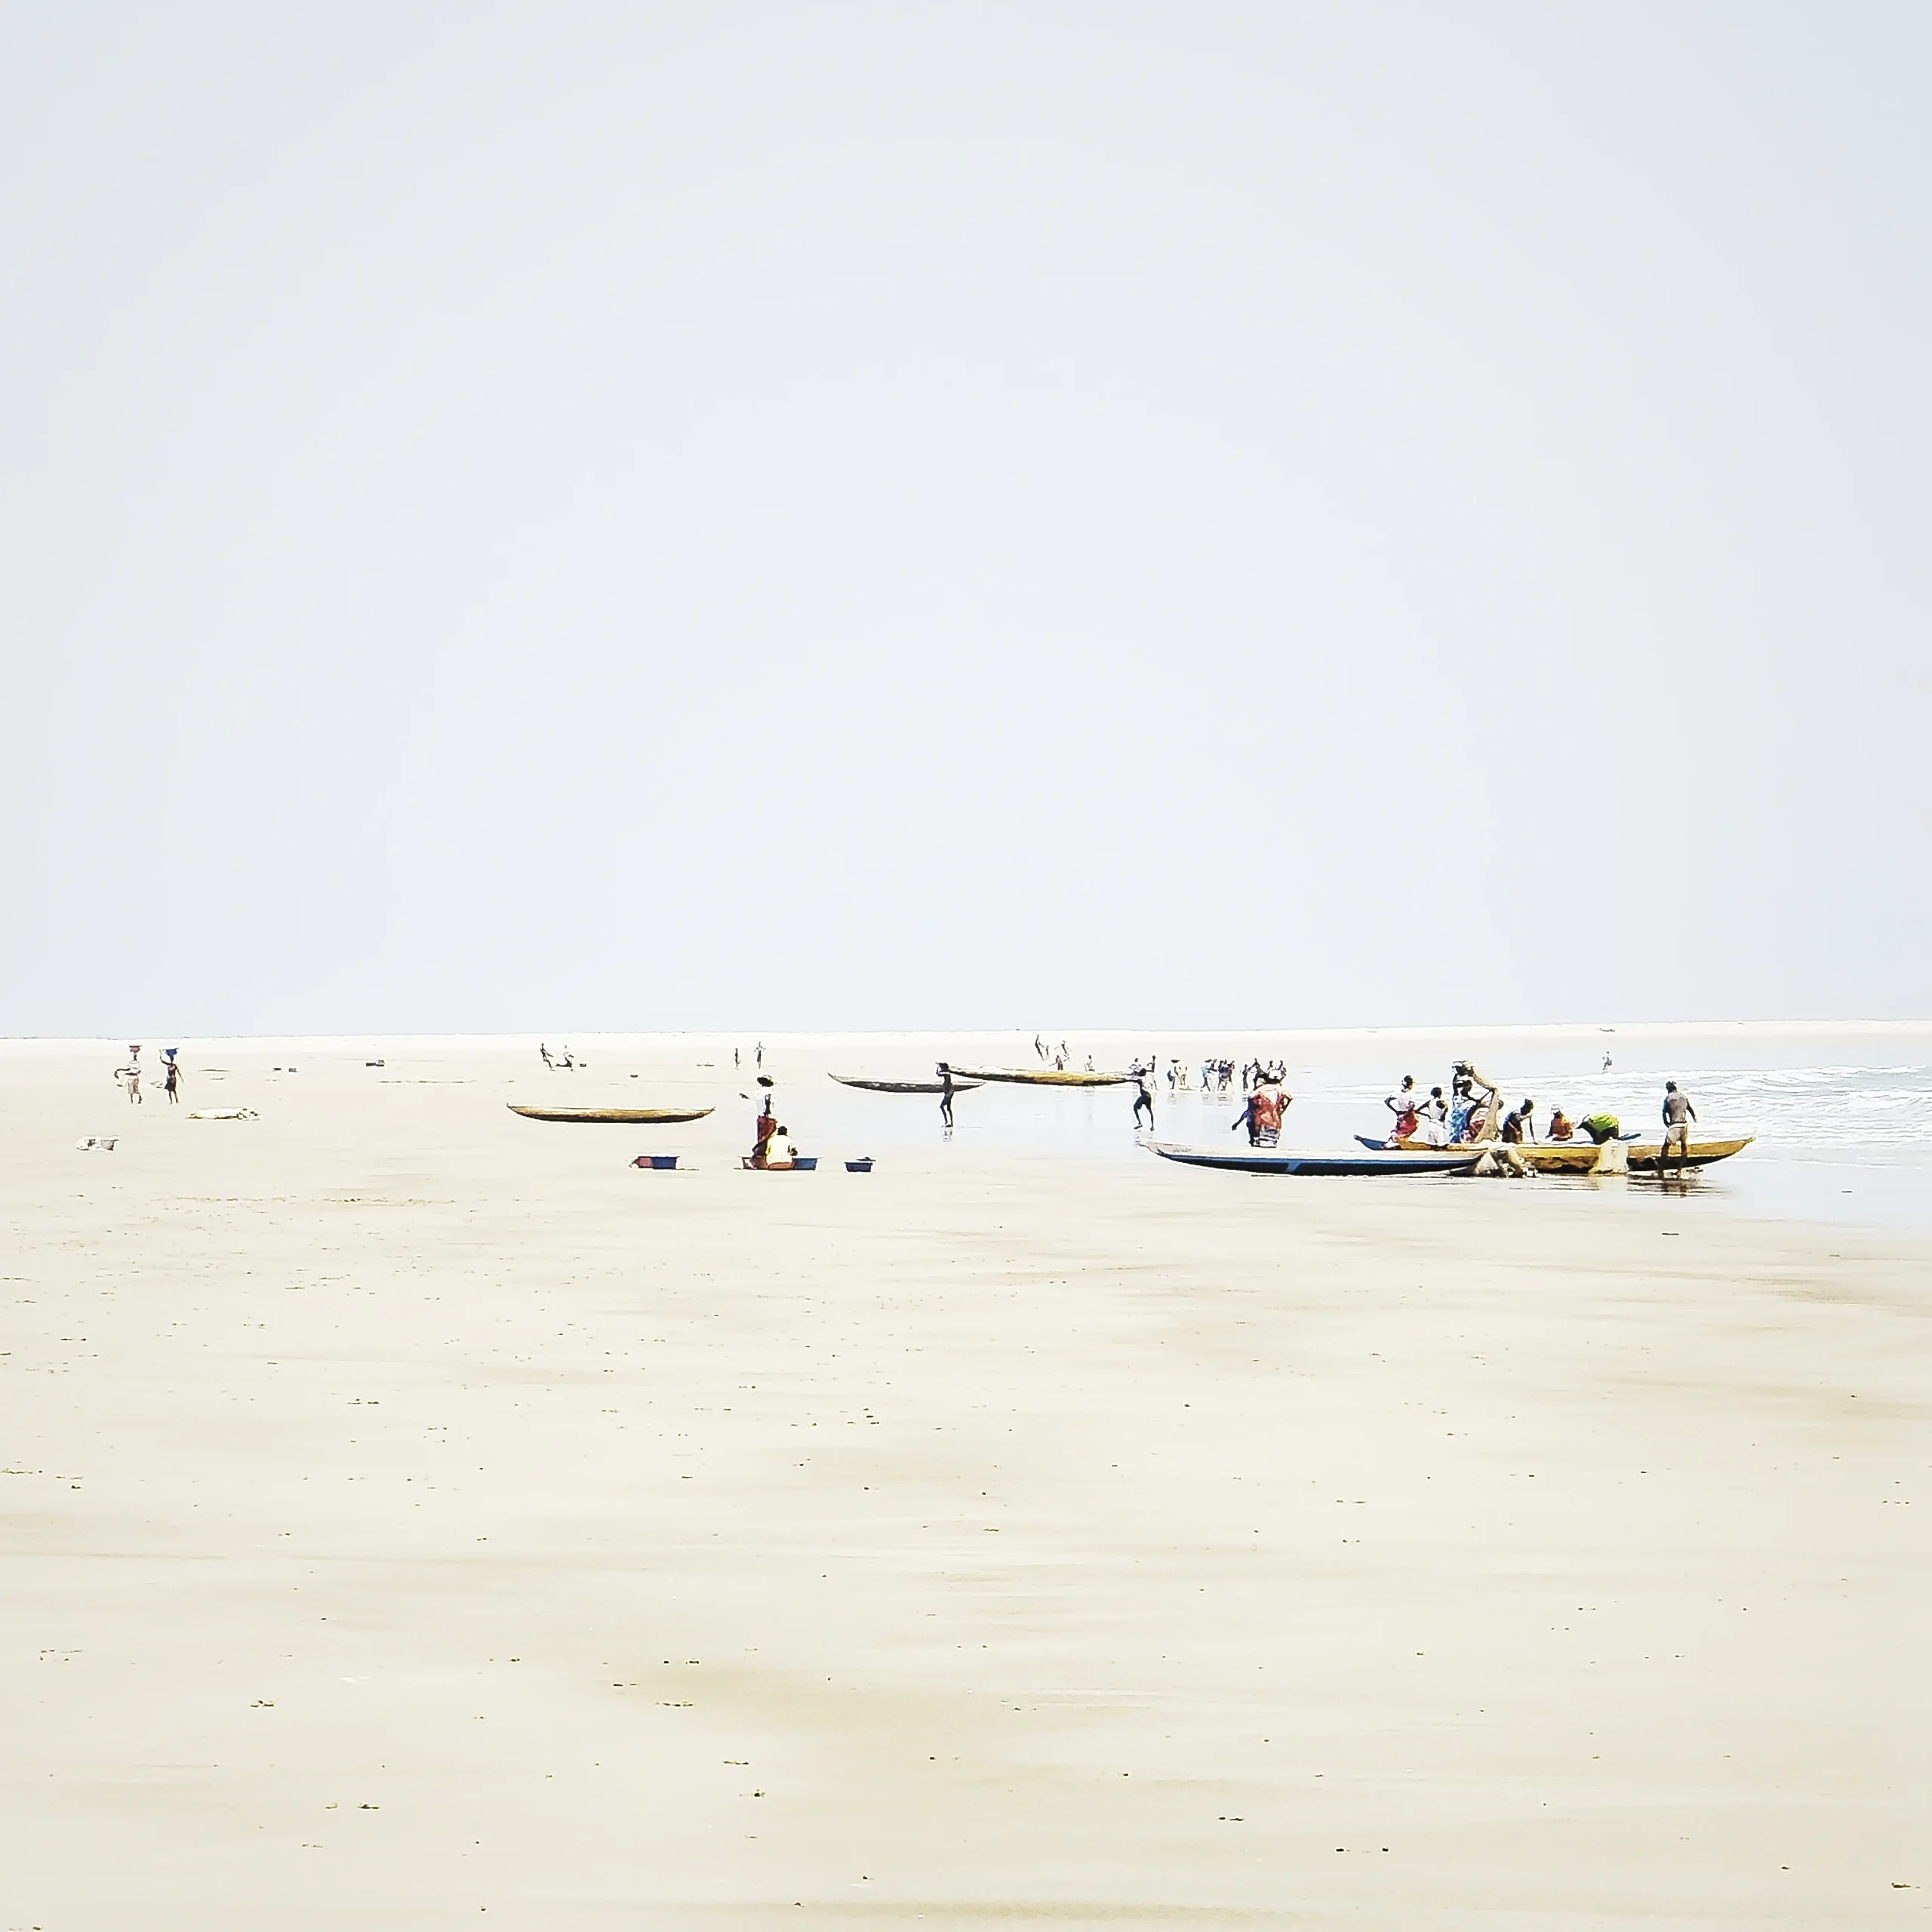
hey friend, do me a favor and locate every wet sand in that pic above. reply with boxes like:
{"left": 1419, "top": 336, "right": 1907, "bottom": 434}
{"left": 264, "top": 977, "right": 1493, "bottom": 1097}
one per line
{"left": 3, "top": 1036, "right": 1927, "bottom": 1927}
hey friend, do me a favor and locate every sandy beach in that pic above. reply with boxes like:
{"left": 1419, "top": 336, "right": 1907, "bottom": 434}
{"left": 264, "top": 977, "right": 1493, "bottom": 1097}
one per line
{"left": 4, "top": 1033, "right": 1927, "bottom": 1927}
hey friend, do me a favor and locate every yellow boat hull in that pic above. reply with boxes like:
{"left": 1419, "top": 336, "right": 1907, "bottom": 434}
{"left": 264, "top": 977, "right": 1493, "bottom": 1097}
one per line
{"left": 1389, "top": 1134, "right": 1752, "bottom": 1174}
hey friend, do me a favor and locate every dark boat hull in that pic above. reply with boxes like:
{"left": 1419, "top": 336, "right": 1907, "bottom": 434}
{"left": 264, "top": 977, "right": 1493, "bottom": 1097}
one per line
{"left": 946, "top": 1066, "right": 1130, "bottom": 1088}
{"left": 1151, "top": 1141, "right": 1480, "bottom": 1177}
{"left": 509, "top": 1105, "right": 714, "bottom": 1124}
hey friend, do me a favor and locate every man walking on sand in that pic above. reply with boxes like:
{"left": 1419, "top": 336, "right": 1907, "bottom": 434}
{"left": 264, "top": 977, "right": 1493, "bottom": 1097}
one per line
{"left": 115, "top": 1045, "right": 143, "bottom": 1104}
{"left": 1661, "top": 1080, "right": 1697, "bottom": 1174}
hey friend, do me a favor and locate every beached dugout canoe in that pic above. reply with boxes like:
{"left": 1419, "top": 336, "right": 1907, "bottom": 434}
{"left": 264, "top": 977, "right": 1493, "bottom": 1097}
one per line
{"left": 508, "top": 1104, "right": 715, "bottom": 1124}
{"left": 1358, "top": 1134, "right": 1607, "bottom": 1174}
{"left": 1355, "top": 1133, "right": 1754, "bottom": 1174}
{"left": 946, "top": 1066, "right": 1131, "bottom": 1088}
{"left": 1623, "top": 1134, "right": 1755, "bottom": 1171}
{"left": 828, "top": 1075, "right": 986, "bottom": 1094}
{"left": 1150, "top": 1140, "right": 1481, "bottom": 1177}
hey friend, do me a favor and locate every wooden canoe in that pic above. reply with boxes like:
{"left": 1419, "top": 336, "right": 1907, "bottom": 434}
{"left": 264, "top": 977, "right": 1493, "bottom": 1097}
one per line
{"left": 1361, "top": 1134, "right": 1753, "bottom": 1174}
{"left": 946, "top": 1065, "right": 1131, "bottom": 1088}
{"left": 829, "top": 1075, "right": 986, "bottom": 1094}
{"left": 1152, "top": 1141, "right": 1480, "bottom": 1177}
{"left": 1364, "top": 1134, "right": 1606, "bottom": 1174}
{"left": 508, "top": 1104, "right": 714, "bottom": 1125}
{"left": 1624, "top": 1134, "right": 1754, "bottom": 1172}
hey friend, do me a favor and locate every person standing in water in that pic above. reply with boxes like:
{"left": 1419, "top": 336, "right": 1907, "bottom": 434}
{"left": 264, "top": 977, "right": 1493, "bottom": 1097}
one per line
{"left": 1132, "top": 1072, "right": 1155, "bottom": 1134}
{"left": 115, "top": 1045, "right": 143, "bottom": 1104}
{"left": 937, "top": 1063, "right": 958, "bottom": 1130}
{"left": 1660, "top": 1081, "right": 1697, "bottom": 1173}
{"left": 1234, "top": 1072, "right": 1289, "bottom": 1148}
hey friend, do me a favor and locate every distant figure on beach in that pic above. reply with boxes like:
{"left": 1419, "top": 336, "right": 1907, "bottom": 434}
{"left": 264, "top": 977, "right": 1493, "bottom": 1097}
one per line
{"left": 734, "top": 1047, "right": 740, "bottom": 1069}
{"left": 937, "top": 1063, "right": 957, "bottom": 1129}
{"left": 1602, "top": 1052, "right": 1614, "bottom": 1072}
{"left": 540, "top": 1043, "right": 554, "bottom": 1068}
{"left": 115, "top": 1045, "right": 143, "bottom": 1104}
{"left": 1234, "top": 1074, "right": 1289, "bottom": 1148}
{"left": 1660, "top": 1081, "right": 1697, "bottom": 1171}
{"left": 162, "top": 1051, "right": 182, "bottom": 1105}
{"left": 756, "top": 1041, "right": 764, "bottom": 1070}
{"left": 1132, "top": 1073, "right": 1155, "bottom": 1133}
{"left": 1035, "top": 1035, "right": 1046, "bottom": 1061}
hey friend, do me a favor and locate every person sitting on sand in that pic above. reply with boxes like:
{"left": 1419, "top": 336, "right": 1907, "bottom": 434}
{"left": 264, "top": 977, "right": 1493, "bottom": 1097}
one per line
{"left": 1500, "top": 1097, "right": 1536, "bottom": 1144}
{"left": 1547, "top": 1107, "right": 1575, "bottom": 1141}
{"left": 762, "top": 1127, "right": 795, "bottom": 1171}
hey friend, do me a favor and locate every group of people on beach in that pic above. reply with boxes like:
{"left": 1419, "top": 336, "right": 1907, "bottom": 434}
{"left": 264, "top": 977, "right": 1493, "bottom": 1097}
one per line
{"left": 113, "top": 1044, "right": 181, "bottom": 1105}
{"left": 1381, "top": 1066, "right": 1701, "bottom": 1164}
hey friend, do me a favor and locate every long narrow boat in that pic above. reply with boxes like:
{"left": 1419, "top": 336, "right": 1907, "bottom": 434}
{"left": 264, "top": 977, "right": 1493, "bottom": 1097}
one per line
{"left": 1355, "top": 1134, "right": 1753, "bottom": 1174}
{"left": 829, "top": 1075, "right": 986, "bottom": 1095}
{"left": 509, "top": 1104, "right": 714, "bottom": 1124}
{"left": 1624, "top": 1135, "right": 1755, "bottom": 1172}
{"left": 946, "top": 1065, "right": 1131, "bottom": 1088}
{"left": 1151, "top": 1140, "right": 1481, "bottom": 1178}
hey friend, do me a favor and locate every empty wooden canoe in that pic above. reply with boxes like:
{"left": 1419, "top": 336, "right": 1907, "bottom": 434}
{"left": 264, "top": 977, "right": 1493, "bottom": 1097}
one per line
{"left": 829, "top": 1075, "right": 986, "bottom": 1094}
{"left": 1152, "top": 1141, "right": 1481, "bottom": 1177}
{"left": 1623, "top": 1134, "right": 1755, "bottom": 1171}
{"left": 945, "top": 1066, "right": 1130, "bottom": 1088}
{"left": 508, "top": 1104, "right": 714, "bottom": 1124}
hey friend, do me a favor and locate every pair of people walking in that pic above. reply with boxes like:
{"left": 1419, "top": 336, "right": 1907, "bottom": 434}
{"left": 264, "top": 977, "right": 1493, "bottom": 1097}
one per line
{"left": 115, "top": 1045, "right": 181, "bottom": 1105}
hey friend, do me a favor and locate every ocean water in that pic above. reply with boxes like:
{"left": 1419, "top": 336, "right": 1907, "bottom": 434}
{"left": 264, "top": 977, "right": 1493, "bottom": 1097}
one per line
{"left": 803, "top": 1027, "right": 1932, "bottom": 1235}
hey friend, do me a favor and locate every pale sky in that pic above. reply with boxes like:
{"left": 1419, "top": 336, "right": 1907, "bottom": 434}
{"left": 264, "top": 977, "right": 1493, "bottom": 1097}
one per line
{"left": 4, "top": 3, "right": 1927, "bottom": 1035}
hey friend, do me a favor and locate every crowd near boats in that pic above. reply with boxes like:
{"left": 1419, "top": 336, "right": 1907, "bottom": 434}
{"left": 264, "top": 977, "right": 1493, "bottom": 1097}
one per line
{"left": 108, "top": 1035, "right": 1746, "bottom": 1186}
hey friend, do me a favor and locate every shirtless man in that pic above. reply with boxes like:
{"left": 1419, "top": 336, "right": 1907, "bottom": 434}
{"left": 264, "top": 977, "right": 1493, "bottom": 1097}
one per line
{"left": 1660, "top": 1081, "right": 1697, "bottom": 1173}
